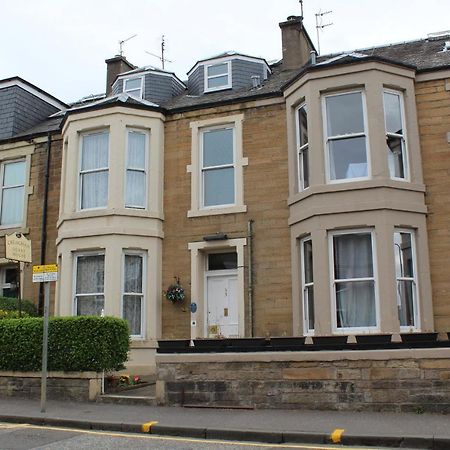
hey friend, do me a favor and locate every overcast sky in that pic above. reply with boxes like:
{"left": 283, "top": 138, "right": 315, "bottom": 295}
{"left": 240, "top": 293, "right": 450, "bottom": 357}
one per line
{"left": 3, "top": 0, "right": 450, "bottom": 103}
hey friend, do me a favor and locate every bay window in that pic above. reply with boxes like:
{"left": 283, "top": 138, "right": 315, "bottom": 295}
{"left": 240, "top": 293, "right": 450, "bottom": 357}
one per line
{"left": 331, "top": 231, "right": 377, "bottom": 330}
{"left": 201, "top": 127, "right": 235, "bottom": 208}
{"left": 1, "top": 160, "right": 26, "bottom": 226}
{"left": 74, "top": 253, "right": 105, "bottom": 316}
{"left": 324, "top": 91, "right": 369, "bottom": 182}
{"left": 122, "top": 253, "right": 145, "bottom": 337}
{"left": 125, "top": 129, "right": 148, "bottom": 209}
{"left": 384, "top": 90, "right": 408, "bottom": 179}
{"left": 394, "top": 230, "right": 418, "bottom": 329}
{"left": 80, "top": 131, "right": 109, "bottom": 210}
{"left": 296, "top": 104, "right": 309, "bottom": 190}
{"left": 301, "top": 237, "right": 314, "bottom": 333}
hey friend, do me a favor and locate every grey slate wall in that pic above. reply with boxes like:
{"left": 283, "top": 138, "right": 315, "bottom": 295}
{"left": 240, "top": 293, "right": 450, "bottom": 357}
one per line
{"left": 112, "top": 79, "right": 123, "bottom": 96}
{"left": 0, "top": 86, "right": 59, "bottom": 140}
{"left": 187, "top": 59, "right": 267, "bottom": 95}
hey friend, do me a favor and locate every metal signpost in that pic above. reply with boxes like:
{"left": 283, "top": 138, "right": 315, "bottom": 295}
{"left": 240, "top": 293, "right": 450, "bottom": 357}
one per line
{"left": 32, "top": 264, "right": 58, "bottom": 413}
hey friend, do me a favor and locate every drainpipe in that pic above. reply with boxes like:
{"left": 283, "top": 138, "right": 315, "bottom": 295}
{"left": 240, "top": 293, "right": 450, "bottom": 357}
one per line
{"left": 247, "top": 220, "right": 254, "bottom": 337}
{"left": 38, "top": 132, "right": 52, "bottom": 316}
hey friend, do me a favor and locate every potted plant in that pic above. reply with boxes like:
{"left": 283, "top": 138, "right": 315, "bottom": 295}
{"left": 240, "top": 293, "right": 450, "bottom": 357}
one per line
{"left": 164, "top": 277, "right": 185, "bottom": 303}
{"left": 400, "top": 331, "right": 438, "bottom": 344}
{"left": 312, "top": 335, "right": 348, "bottom": 346}
{"left": 355, "top": 334, "right": 392, "bottom": 345}
{"left": 269, "top": 336, "right": 306, "bottom": 349}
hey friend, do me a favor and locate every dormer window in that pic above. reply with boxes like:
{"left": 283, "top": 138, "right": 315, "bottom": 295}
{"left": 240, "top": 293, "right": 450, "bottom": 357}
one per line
{"left": 124, "top": 77, "right": 143, "bottom": 98}
{"left": 204, "top": 61, "right": 232, "bottom": 92}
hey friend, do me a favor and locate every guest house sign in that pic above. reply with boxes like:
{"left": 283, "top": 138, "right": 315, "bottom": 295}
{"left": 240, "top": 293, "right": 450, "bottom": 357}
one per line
{"left": 5, "top": 233, "right": 32, "bottom": 263}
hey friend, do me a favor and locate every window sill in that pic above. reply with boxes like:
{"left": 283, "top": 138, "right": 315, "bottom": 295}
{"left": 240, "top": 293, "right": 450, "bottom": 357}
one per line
{"left": 0, "top": 226, "right": 29, "bottom": 237}
{"left": 188, "top": 205, "right": 247, "bottom": 218}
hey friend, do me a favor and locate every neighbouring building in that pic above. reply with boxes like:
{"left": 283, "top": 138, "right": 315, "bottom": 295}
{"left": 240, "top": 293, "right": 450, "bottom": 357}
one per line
{"left": 1, "top": 15, "right": 450, "bottom": 380}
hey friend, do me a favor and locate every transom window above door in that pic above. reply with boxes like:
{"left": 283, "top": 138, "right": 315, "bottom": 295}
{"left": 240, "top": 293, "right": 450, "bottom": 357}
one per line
{"left": 208, "top": 252, "right": 237, "bottom": 270}
{"left": 324, "top": 91, "right": 369, "bottom": 182}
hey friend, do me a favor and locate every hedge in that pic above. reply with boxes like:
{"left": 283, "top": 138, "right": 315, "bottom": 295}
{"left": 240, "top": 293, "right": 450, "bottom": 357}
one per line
{"left": 0, "top": 297, "right": 37, "bottom": 316}
{"left": 0, "top": 310, "right": 30, "bottom": 319}
{"left": 0, "top": 316, "right": 130, "bottom": 372}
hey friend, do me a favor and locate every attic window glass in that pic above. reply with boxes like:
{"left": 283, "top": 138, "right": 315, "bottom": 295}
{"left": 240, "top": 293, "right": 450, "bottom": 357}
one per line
{"left": 124, "top": 77, "right": 143, "bottom": 98}
{"left": 205, "top": 62, "right": 231, "bottom": 92}
{"left": 324, "top": 91, "right": 369, "bottom": 182}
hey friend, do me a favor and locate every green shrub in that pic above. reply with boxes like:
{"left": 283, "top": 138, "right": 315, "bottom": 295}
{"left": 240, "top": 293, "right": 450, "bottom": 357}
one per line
{"left": 0, "top": 316, "right": 130, "bottom": 372}
{"left": 0, "top": 309, "right": 30, "bottom": 319}
{"left": 0, "top": 297, "right": 37, "bottom": 316}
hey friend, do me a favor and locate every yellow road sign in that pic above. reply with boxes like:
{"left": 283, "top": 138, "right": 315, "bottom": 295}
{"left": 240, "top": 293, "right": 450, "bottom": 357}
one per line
{"left": 32, "top": 264, "right": 58, "bottom": 283}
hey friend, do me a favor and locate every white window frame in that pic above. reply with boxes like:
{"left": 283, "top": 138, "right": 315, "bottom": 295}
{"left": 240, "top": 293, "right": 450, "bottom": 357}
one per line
{"left": 72, "top": 251, "right": 105, "bottom": 317}
{"left": 300, "top": 236, "right": 314, "bottom": 335}
{"left": 200, "top": 125, "right": 236, "bottom": 210}
{"left": 329, "top": 228, "right": 380, "bottom": 334}
{"left": 322, "top": 90, "right": 371, "bottom": 184}
{"left": 394, "top": 229, "right": 420, "bottom": 331}
{"left": 383, "top": 89, "right": 409, "bottom": 181}
{"left": 121, "top": 250, "right": 146, "bottom": 339}
{"left": 295, "top": 103, "right": 309, "bottom": 191}
{"left": 0, "top": 265, "right": 18, "bottom": 298}
{"left": 123, "top": 76, "right": 144, "bottom": 99}
{"left": 0, "top": 159, "right": 26, "bottom": 228}
{"left": 204, "top": 61, "right": 232, "bottom": 93}
{"left": 124, "top": 128, "right": 149, "bottom": 210}
{"left": 78, "top": 130, "right": 109, "bottom": 211}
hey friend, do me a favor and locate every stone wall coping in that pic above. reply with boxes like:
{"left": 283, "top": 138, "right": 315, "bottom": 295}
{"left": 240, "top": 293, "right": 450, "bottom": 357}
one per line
{"left": 156, "top": 348, "right": 450, "bottom": 364}
{"left": 0, "top": 371, "right": 103, "bottom": 379}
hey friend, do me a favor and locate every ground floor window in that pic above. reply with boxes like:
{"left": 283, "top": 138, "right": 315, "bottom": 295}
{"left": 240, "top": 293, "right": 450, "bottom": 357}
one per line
{"left": 0, "top": 265, "right": 18, "bottom": 298}
{"left": 300, "top": 237, "right": 314, "bottom": 333}
{"left": 331, "top": 230, "right": 377, "bottom": 330}
{"left": 74, "top": 253, "right": 105, "bottom": 316}
{"left": 122, "top": 252, "right": 145, "bottom": 337}
{"left": 394, "top": 230, "right": 418, "bottom": 329}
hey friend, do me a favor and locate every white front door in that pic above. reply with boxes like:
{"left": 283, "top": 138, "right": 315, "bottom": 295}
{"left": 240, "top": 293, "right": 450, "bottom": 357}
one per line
{"left": 206, "top": 274, "right": 238, "bottom": 337}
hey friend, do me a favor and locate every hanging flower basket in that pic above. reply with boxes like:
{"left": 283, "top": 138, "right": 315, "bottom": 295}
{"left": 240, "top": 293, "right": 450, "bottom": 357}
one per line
{"left": 165, "top": 278, "right": 185, "bottom": 303}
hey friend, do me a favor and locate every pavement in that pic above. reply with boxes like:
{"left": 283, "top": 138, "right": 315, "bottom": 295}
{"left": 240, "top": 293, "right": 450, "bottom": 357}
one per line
{"left": 0, "top": 396, "right": 449, "bottom": 449}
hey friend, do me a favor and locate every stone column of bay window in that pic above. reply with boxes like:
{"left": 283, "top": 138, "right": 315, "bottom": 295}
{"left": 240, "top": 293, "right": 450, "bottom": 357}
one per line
{"left": 105, "top": 244, "right": 121, "bottom": 317}
{"left": 108, "top": 121, "right": 125, "bottom": 209}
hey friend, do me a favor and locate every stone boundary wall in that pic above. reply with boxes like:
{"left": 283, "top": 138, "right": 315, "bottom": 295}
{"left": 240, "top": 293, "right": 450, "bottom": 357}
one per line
{"left": 0, "top": 371, "right": 102, "bottom": 401}
{"left": 156, "top": 349, "right": 450, "bottom": 413}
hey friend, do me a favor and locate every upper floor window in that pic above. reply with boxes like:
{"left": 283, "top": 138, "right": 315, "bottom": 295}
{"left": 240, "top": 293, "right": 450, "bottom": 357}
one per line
{"left": 301, "top": 237, "right": 314, "bottom": 334}
{"left": 204, "top": 62, "right": 232, "bottom": 92}
{"left": 201, "top": 127, "right": 235, "bottom": 208}
{"left": 74, "top": 253, "right": 105, "bottom": 316}
{"left": 124, "top": 77, "right": 143, "bottom": 98}
{"left": 79, "top": 131, "right": 109, "bottom": 210}
{"left": 324, "top": 91, "right": 369, "bottom": 182}
{"left": 331, "top": 230, "right": 377, "bottom": 331}
{"left": 394, "top": 230, "right": 418, "bottom": 329}
{"left": 0, "top": 160, "right": 26, "bottom": 226}
{"left": 296, "top": 104, "right": 309, "bottom": 190}
{"left": 384, "top": 90, "right": 408, "bottom": 180}
{"left": 125, "top": 129, "right": 148, "bottom": 209}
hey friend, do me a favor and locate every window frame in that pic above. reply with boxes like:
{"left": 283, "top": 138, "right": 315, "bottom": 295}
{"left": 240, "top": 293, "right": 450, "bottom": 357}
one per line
{"left": 0, "top": 265, "right": 18, "bottom": 298}
{"left": 199, "top": 125, "right": 236, "bottom": 210}
{"left": 322, "top": 90, "right": 371, "bottom": 184}
{"left": 295, "top": 103, "right": 310, "bottom": 191}
{"left": 204, "top": 61, "right": 232, "bottom": 93}
{"left": 124, "top": 128, "right": 149, "bottom": 210}
{"left": 72, "top": 251, "right": 105, "bottom": 317}
{"left": 300, "top": 236, "right": 314, "bottom": 335}
{"left": 329, "top": 228, "right": 380, "bottom": 334}
{"left": 78, "top": 129, "right": 110, "bottom": 211}
{"left": 121, "top": 250, "right": 146, "bottom": 339}
{"left": 0, "top": 159, "right": 26, "bottom": 228}
{"left": 383, "top": 89, "right": 409, "bottom": 181}
{"left": 394, "top": 228, "right": 419, "bottom": 331}
{"left": 123, "top": 76, "right": 144, "bottom": 99}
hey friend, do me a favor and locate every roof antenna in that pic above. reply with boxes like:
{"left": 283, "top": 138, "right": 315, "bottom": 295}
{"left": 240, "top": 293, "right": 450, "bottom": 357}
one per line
{"left": 145, "top": 35, "right": 173, "bottom": 70}
{"left": 315, "top": 9, "right": 333, "bottom": 55}
{"left": 118, "top": 34, "right": 137, "bottom": 56}
{"left": 299, "top": 0, "right": 304, "bottom": 18}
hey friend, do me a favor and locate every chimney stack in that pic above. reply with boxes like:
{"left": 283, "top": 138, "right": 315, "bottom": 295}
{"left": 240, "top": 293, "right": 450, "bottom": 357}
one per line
{"left": 279, "top": 16, "right": 316, "bottom": 70}
{"left": 105, "top": 55, "right": 136, "bottom": 96}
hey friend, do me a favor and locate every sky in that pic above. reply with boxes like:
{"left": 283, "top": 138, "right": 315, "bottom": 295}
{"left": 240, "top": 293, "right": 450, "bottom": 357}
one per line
{"left": 2, "top": 0, "right": 450, "bottom": 104}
